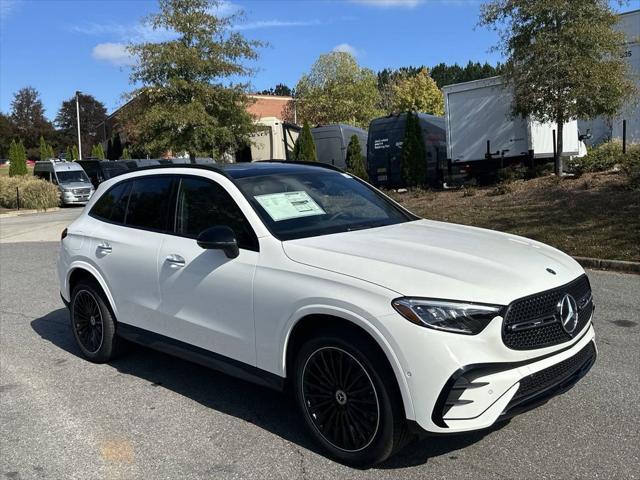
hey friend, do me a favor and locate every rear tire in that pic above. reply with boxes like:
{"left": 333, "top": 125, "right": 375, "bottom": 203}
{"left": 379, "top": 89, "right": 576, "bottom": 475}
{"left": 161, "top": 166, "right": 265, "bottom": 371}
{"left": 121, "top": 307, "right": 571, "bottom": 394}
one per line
{"left": 293, "top": 330, "right": 408, "bottom": 467}
{"left": 70, "top": 280, "right": 120, "bottom": 363}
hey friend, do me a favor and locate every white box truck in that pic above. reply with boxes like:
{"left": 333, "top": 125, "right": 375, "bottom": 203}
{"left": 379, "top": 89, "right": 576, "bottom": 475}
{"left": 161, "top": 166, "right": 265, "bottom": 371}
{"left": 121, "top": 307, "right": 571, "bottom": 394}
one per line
{"left": 443, "top": 76, "right": 581, "bottom": 177}
{"left": 235, "top": 117, "right": 300, "bottom": 162}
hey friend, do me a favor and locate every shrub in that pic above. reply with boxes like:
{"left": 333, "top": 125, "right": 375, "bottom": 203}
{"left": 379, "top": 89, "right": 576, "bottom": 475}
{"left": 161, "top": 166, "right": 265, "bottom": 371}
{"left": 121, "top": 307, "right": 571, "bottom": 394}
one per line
{"left": 568, "top": 140, "right": 629, "bottom": 174}
{"left": 401, "top": 111, "right": 427, "bottom": 187}
{"left": 0, "top": 176, "right": 60, "bottom": 210}
{"left": 8, "top": 139, "right": 28, "bottom": 176}
{"left": 345, "top": 134, "right": 368, "bottom": 180}
{"left": 620, "top": 146, "right": 640, "bottom": 189}
{"left": 490, "top": 182, "right": 513, "bottom": 196}
{"left": 292, "top": 121, "right": 317, "bottom": 161}
{"left": 524, "top": 162, "right": 553, "bottom": 179}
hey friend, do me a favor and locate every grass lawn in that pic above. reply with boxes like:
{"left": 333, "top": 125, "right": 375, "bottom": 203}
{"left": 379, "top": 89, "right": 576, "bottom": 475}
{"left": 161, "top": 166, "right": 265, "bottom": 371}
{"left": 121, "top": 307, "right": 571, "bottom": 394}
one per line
{"left": 0, "top": 166, "right": 34, "bottom": 176}
{"left": 387, "top": 171, "right": 640, "bottom": 262}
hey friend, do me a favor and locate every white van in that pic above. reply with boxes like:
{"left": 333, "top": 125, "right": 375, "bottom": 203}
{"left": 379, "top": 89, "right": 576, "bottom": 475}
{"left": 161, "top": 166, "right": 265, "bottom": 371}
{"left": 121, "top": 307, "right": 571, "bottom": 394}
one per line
{"left": 33, "top": 160, "right": 95, "bottom": 206}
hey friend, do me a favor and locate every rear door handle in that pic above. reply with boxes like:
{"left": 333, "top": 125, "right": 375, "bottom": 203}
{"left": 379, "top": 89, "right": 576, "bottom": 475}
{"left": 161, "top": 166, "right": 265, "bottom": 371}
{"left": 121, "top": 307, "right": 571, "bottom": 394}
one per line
{"left": 165, "top": 254, "right": 186, "bottom": 267}
{"left": 97, "top": 242, "right": 112, "bottom": 254}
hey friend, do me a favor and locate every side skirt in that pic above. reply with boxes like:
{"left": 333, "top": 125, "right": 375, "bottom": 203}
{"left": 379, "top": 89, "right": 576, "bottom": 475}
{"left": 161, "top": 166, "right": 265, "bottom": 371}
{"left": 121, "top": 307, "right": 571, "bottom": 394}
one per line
{"left": 117, "top": 323, "right": 285, "bottom": 392}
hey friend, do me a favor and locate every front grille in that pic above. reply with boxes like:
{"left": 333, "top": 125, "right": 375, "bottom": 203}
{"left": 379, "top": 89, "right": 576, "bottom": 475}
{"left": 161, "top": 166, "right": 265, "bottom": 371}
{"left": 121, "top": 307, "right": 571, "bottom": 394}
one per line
{"left": 73, "top": 187, "right": 91, "bottom": 195}
{"left": 511, "top": 341, "right": 596, "bottom": 404}
{"left": 502, "top": 275, "right": 593, "bottom": 350}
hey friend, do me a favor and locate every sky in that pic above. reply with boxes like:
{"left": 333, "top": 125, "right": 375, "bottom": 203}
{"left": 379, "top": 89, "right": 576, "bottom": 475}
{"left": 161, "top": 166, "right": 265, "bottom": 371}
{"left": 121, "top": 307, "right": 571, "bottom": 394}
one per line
{"left": 0, "top": 0, "right": 632, "bottom": 121}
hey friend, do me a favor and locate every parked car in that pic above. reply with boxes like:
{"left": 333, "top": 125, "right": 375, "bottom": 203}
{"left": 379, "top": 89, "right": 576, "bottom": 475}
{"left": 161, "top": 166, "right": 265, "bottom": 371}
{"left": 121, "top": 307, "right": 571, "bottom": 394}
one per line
{"left": 77, "top": 159, "right": 130, "bottom": 188}
{"left": 57, "top": 161, "right": 596, "bottom": 466}
{"left": 311, "top": 124, "right": 368, "bottom": 169}
{"left": 33, "top": 160, "right": 94, "bottom": 205}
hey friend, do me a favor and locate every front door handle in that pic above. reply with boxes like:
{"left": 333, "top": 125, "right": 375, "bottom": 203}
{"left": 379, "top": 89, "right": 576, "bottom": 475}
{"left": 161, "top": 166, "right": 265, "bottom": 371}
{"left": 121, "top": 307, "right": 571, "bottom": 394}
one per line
{"left": 165, "top": 254, "right": 186, "bottom": 268}
{"left": 97, "top": 242, "right": 112, "bottom": 254}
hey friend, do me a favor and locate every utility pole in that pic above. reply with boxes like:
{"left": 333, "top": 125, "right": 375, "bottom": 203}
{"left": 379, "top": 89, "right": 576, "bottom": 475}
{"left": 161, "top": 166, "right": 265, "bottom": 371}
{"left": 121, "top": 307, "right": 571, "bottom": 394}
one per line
{"left": 75, "top": 91, "right": 82, "bottom": 160}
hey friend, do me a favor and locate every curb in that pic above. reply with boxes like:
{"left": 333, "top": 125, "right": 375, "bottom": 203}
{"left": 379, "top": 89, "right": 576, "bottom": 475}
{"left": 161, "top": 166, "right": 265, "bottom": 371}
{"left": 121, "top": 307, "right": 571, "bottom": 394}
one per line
{"left": 0, "top": 207, "right": 61, "bottom": 218}
{"left": 574, "top": 256, "right": 640, "bottom": 274}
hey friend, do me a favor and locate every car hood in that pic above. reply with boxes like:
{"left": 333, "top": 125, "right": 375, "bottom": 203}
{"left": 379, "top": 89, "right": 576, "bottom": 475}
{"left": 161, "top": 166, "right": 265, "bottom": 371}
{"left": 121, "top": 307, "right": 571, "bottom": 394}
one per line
{"left": 282, "top": 219, "right": 585, "bottom": 305}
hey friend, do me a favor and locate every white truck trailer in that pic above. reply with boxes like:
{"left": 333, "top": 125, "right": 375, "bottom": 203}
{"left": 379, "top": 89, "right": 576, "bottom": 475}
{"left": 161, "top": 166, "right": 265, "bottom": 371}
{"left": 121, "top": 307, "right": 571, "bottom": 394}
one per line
{"left": 443, "top": 76, "right": 581, "bottom": 177}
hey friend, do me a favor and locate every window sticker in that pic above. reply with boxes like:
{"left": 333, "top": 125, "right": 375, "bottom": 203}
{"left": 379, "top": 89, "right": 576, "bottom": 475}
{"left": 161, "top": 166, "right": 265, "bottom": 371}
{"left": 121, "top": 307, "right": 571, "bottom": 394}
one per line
{"left": 254, "top": 191, "right": 326, "bottom": 221}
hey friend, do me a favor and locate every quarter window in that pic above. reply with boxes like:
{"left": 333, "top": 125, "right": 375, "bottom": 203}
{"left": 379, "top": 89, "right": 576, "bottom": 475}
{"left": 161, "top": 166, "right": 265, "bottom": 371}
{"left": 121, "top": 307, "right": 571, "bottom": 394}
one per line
{"left": 175, "top": 177, "right": 258, "bottom": 250}
{"left": 90, "top": 181, "right": 130, "bottom": 223}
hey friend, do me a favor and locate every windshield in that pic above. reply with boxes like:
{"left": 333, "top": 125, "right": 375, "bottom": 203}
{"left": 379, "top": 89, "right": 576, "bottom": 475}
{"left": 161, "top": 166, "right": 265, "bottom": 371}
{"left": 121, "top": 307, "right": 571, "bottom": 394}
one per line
{"left": 56, "top": 170, "right": 90, "bottom": 183}
{"left": 236, "top": 171, "right": 415, "bottom": 240}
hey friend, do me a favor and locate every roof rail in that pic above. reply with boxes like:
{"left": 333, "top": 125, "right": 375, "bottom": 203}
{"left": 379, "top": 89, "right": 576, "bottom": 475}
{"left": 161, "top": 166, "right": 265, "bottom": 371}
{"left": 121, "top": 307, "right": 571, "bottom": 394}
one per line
{"left": 257, "top": 160, "right": 345, "bottom": 173}
{"left": 122, "top": 162, "right": 232, "bottom": 179}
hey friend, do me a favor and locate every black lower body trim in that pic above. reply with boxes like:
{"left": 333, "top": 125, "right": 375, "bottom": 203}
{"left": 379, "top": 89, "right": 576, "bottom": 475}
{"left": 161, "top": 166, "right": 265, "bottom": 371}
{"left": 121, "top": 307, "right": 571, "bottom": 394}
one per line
{"left": 116, "top": 323, "right": 285, "bottom": 391}
{"left": 60, "top": 291, "right": 70, "bottom": 309}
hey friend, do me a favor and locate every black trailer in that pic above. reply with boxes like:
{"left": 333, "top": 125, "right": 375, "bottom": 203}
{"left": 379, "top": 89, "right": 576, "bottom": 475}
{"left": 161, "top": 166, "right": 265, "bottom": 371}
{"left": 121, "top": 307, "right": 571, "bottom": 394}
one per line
{"left": 311, "top": 124, "right": 368, "bottom": 169}
{"left": 367, "top": 113, "right": 446, "bottom": 188}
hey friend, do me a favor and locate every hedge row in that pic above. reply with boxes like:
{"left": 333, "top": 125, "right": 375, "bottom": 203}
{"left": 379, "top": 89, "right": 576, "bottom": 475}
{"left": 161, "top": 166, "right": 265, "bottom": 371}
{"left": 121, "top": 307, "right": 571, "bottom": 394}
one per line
{"left": 0, "top": 176, "right": 60, "bottom": 210}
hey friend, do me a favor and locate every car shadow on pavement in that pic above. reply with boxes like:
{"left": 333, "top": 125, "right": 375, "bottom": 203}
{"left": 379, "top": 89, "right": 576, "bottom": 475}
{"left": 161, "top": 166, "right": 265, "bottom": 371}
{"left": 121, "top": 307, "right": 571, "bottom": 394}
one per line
{"left": 31, "top": 308, "right": 506, "bottom": 470}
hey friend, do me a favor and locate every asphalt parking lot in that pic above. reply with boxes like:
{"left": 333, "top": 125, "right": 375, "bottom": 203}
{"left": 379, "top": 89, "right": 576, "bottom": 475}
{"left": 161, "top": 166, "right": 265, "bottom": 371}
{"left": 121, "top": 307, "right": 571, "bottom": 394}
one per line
{"left": 1, "top": 210, "right": 639, "bottom": 479}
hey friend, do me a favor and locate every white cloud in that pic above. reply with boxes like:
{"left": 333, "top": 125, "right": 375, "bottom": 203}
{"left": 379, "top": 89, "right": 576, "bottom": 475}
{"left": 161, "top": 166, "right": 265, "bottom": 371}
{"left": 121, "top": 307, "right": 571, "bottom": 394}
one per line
{"left": 0, "top": 0, "right": 21, "bottom": 21}
{"left": 92, "top": 43, "right": 134, "bottom": 66}
{"left": 234, "top": 19, "right": 321, "bottom": 30}
{"left": 71, "top": 23, "right": 176, "bottom": 43}
{"left": 350, "top": 0, "right": 423, "bottom": 7}
{"left": 333, "top": 43, "right": 359, "bottom": 56}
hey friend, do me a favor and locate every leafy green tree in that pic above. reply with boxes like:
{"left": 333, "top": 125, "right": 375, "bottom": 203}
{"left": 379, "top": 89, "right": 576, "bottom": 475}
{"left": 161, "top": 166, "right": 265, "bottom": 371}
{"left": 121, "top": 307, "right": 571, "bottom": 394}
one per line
{"left": 296, "top": 52, "right": 382, "bottom": 128}
{"left": 259, "top": 83, "right": 293, "bottom": 96}
{"left": 10, "top": 87, "right": 54, "bottom": 153}
{"left": 292, "top": 122, "right": 317, "bottom": 161}
{"left": 388, "top": 68, "right": 444, "bottom": 115}
{"left": 90, "top": 144, "right": 105, "bottom": 159}
{"left": 9, "top": 139, "right": 28, "bottom": 176}
{"left": 401, "top": 112, "right": 426, "bottom": 187}
{"left": 480, "top": 0, "right": 636, "bottom": 175}
{"left": 125, "top": 0, "right": 262, "bottom": 160}
{"left": 55, "top": 93, "right": 107, "bottom": 161}
{"left": 345, "top": 134, "right": 368, "bottom": 180}
{"left": 0, "top": 113, "right": 15, "bottom": 158}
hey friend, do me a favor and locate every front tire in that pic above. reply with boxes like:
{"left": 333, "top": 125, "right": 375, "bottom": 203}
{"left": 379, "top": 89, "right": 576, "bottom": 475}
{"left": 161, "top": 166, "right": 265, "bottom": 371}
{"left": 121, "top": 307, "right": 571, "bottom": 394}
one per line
{"left": 293, "top": 331, "right": 408, "bottom": 467}
{"left": 70, "top": 281, "right": 120, "bottom": 363}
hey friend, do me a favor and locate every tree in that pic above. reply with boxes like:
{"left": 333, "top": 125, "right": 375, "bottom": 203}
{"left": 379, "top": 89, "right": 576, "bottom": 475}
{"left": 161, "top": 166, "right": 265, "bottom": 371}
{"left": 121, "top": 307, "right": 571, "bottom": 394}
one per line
{"left": 388, "top": 68, "right": 444, "bottom": 115}
{"left": 259, "top": 83, "right": 293, "bottom": 96}
{"left": 10, "top": 87, "right": 54, "bottom": 152}
{"left": 55, "top": 93, "right": 107, "bottom": 160}
{"left": 480, "top": 0, "right": 635, "bottom": 175}
{"left": 296, "top": 51, "right": 382, "bottom": 128}
{"left": 345, "top": 134, "right": 368, "bottom": 180}
{"left": 122, "top": 147, "right": 131, "bottom": 160}
{"left": 9, "top": 140, "right": 28, "bottom": 176}
{"left": 71, "top": 145, "right": 79, "bottom": 161}
{"left": 125, "top": 0, "right": 262, "bottom": 160}
{"left": 292, "top": 122, "right": 317, "bottom": 161}
{"left": 401, "top": 112, "right": 426, "bottom": 187}
{"left": 39, "top": 135, "right": 55, "bottom": 160}
{"left": 0, "top": 113, "right": 15, "bottom": 158}
{"left": 110, "top": 133, "right": 123, "bottom": 160}
{"left": 91, "top": 144, "right": 106, "bottom": 159}
{"left": 65, "top": 146, "right": 72, "bottom": 162}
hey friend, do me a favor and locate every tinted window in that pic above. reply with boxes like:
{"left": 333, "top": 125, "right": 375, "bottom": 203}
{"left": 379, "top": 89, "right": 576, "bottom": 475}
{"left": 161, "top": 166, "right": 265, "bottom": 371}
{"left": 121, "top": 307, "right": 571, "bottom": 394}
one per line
{"left": 90, "top": 181, "right": 130, "bottom": 223}
{"left": 175, "top": 177, "right": 258, "bottom": 250}
{"left": 34, "top": 170, "right": 51, "bottom": 181}
{"left": 125, "top": 176, "right": 174, "bottom": 231}
{"left": 56, "top": 170, "right": 90, "bottom": 183}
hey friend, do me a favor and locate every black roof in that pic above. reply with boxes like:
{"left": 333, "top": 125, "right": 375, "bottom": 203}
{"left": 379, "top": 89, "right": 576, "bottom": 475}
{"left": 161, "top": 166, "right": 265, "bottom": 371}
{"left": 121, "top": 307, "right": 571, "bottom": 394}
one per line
{"left": 130, "top": 160, "right": 344, "bottom": 180}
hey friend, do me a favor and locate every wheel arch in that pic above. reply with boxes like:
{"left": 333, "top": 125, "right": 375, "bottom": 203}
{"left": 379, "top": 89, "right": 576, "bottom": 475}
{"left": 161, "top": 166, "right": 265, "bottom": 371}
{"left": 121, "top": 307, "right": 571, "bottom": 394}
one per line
{"left": 283, "top": 311, "right": 415, "bottom": 421}
{"left": 66, "top": 263, "right": 118, "bottom": 318}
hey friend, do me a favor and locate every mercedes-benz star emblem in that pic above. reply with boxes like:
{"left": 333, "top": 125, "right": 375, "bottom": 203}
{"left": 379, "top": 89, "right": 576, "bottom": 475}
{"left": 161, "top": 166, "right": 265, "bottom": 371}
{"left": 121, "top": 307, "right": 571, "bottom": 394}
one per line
{"left": 558, "top": 294, "right": 579, "bottom": 334}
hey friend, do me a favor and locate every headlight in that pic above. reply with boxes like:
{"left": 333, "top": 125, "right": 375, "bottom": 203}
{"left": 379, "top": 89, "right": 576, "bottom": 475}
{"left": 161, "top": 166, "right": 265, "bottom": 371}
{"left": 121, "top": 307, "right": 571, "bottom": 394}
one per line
{"left": 392, "top": 298, "right": 504, "bottom": 335}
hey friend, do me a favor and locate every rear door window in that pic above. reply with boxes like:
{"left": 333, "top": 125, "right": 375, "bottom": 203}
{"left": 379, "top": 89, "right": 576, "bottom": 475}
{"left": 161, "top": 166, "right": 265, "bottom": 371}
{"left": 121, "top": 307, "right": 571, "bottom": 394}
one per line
{"left": 125, "top": 176, "right": 175, "bottom": 232}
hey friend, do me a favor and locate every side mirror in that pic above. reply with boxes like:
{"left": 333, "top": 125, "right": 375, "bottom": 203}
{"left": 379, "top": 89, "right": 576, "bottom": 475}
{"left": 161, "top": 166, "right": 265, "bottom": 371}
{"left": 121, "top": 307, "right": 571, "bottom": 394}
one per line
{"left": 196, "top": 226, "right": 239, "bottom": 259}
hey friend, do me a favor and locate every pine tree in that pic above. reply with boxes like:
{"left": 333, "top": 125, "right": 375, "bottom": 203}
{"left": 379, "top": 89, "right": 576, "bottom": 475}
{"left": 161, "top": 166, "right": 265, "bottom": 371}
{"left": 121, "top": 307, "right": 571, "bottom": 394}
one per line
{"left": 122, "top": 147, "right": 131, "bottom": 160}
{"left": 96, "top": 144, "right": 105, "bottom": 159}
{"left": 9, "top": 139, "right": 28, "bottom": 176}
{"left": 65, "top": 146, "right": 72, "bottom": 161}
{"left": 401, "top": 112, "right": 426, "bottom": 187}
{"left": 39, "top": 136, "right": 48, "bottom": 161}
{"left": 345, "top": 135, "right": 368, "bottom": 180}
{"left": 106, "top": 138, "right": 113, "bottom": 160}
{"left": 71, "top": 145, "right": 79, "bottom": 161}
{"left": 292, "top": 122, "right": 317, "bottom": 161}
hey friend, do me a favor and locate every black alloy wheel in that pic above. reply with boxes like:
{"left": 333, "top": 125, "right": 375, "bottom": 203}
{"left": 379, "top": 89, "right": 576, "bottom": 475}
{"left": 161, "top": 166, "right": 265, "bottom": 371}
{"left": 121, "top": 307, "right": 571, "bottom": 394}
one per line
{"left": 301, "top": 346, "right": 380, "bottom": 452}
{"left": 72, "top": 289, "right": 104, "bottom": 353}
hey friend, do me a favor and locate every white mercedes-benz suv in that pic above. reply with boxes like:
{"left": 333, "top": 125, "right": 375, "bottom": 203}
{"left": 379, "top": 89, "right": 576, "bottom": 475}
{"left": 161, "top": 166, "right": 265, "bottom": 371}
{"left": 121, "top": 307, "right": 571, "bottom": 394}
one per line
{"left": 57, "top": 161, "right": 596, "bottom": 466}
